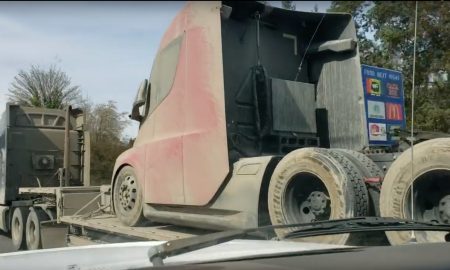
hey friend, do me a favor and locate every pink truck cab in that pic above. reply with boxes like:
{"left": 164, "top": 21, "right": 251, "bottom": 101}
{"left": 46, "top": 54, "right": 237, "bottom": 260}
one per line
{"left": 111, "top": 1, "right": 374, "bottom": 245}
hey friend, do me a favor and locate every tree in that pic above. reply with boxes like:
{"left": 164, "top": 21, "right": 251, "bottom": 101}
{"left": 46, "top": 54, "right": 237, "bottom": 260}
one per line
{"left": 82, "top": 100, "right": 131, "bottom": 185}
{"left": 8, "top": 65, "right": 81, "bottom": 109}
{"left": 85, "top": 100, "right": 129, "bottom": 143}
{"left": 329, "top": 1, "right": 450, "bottom": 132}
{"left": 281, "top": 1, "right": 296, "bottom": 11}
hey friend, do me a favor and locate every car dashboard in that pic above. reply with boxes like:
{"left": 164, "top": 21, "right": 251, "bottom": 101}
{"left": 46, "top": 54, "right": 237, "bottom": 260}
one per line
{"left": 145, "top": 242, "right": 450, "bottom": 270}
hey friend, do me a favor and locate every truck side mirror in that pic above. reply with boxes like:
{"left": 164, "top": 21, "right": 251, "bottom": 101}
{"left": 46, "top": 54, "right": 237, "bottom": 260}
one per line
{"left": 130, "top": 79, "right": 149, "bottom": 121}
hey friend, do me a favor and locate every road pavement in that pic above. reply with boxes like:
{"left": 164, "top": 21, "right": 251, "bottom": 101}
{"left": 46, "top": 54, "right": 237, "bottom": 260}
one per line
{"left": 0, "top": 233, "right": 14, "bottom": 253}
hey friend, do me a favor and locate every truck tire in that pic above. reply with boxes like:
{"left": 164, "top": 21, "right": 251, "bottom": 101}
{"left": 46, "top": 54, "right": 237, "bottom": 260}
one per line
{"left": 25, "top": 208, "right": 50, "bottom": 250}
{"left": 325, "top": 149, "right": 370, "bottom": 217}
{"left": 11, "top": 207, "right": 29, "bottom": 251}
{"left": 267, "top": 148, "right": 369, "bottom": 245}
{"left": 335, "top": 149, "right": 384, "bottom": 178}
{"left": 113, "top": 166, "right": 145, "bottom": 226}
{"left": 380, "top": 138, "right": 450, "bottom": 245}
{"left": 333, "top": 149, "right": 384, "bottom": 216}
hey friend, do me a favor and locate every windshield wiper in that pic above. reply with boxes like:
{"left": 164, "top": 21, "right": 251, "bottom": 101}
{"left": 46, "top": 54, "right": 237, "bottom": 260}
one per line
{"left": 283, "top": 217, "right": 450, "bottom": 239}
{"left": 148, "top": 217, "right": 450, "bottom": 266}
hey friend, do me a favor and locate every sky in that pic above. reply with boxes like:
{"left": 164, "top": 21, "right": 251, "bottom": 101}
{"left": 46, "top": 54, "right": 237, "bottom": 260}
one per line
{"left": 0, "top": 1, "right": 330, "bottom": 138}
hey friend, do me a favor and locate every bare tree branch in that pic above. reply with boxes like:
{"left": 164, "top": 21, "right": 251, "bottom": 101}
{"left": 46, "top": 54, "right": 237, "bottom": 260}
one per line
{"left": 8, "top": 65, "right": 81, "bottom": 109}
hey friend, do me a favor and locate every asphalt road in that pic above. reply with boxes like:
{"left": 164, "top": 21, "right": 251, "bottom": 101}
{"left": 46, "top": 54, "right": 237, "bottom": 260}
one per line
{"left": 0, "top": 233, "right": 14, "bottom": 253}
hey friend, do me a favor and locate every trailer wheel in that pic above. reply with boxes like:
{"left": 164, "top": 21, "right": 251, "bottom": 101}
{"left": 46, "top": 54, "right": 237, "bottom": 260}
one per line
{"left": 333, "top": 149, "right": 384, "bottom": 216}
{"left": 25, "top": 208, "right": 49, "bottom": 250}
{"left": 380, "top": 138, "right": 450, "bottom": 245}
{"left": 268, "top": 148, "right": 369, "bottom": 245}
{"left": 11, "top": 207, "right": 29, "bottom": 250}
{"left": 113, "top": 166, "right": 145, "bottom": 226}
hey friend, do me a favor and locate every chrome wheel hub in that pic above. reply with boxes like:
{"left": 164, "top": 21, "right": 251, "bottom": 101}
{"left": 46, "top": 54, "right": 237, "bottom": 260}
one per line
{"left": 299, "top": 191, "right": 330, "bottom": 223}
{"left": 118, "top": 176, "right": 138, "bottom": 211}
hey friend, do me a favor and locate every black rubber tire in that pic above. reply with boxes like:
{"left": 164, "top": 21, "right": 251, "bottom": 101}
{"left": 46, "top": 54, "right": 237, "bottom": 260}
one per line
{"left": 335, "top": 149, "right": 384, "bottom": 178}
{"left": 113, "top": 166, "right": 146, "bottom": 226}
{"left": 25, "top": 208, "right": 50, "bottom": 250}
{"left": 268, "top": 148, "right": 369, "bottom": 245}
{"left": 11, "top": 207, "right": 29, "bottom": 251}
{"left": 333, "top": 149, "right": 384, "bottom": 216}
{"left": 380, "top": 138, "right": 450, "bottom": 245}
{"left": 324, "top": 149, "right": 370, "bottom": 217}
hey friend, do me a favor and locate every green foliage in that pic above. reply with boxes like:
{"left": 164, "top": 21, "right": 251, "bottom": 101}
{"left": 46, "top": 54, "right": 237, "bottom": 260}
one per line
{"left": 329, "top": 1, "right": 450, "bottom": 133}
{"left": 82, "top": 100, "right": 131, "bottom": 185}
{"left": 89, "top": 139, "right": 131, "bottom": 186}
{"left": 8, "top": 65, "right": 81, "bottom": 109}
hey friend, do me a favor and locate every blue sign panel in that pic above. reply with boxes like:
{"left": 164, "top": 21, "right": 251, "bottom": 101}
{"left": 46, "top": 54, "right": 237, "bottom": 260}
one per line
{"left": 361, "top": 65, "right": 406, "bottom": 146}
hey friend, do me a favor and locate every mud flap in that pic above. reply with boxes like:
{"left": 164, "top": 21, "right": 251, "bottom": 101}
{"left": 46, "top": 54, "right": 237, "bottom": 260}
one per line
{"left": 40, "top": 220, "right": 68, "bottom": 249}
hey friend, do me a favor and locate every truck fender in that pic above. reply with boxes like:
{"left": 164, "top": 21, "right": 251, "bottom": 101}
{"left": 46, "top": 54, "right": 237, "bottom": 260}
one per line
{"left": 29, "top": 205, "right": 55, "bottom": 220}
{"left": 210, "top": 156, "right": 281, "bottom": 228}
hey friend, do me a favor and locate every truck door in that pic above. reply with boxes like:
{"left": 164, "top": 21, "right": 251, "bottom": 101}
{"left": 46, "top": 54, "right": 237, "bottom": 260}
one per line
{"left": 142, "top": 33, "right": 186, "bottom": 205}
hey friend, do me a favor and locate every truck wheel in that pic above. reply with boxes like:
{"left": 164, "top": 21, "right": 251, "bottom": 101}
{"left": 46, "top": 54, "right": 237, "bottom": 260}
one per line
{"left": 333, "top": 149, "right": 384, "bottom": 216}
{"left": 25, "top": 208, "right": 49, "bottom": 250}
{"left": 268, "top": 148, "right": 369, "bottom": 245}
{"left": 380, "top": 138, "right": 450, "bottom": 245}
{"left": 113, "top": 166, "right": 145, "bottom": 226}
{"left": 11, "top": 207, "right": 29, "bottom": 250}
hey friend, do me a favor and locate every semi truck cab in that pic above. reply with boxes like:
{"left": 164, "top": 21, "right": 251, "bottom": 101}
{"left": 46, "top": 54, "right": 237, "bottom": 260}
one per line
{"left": 112, "top": 1, "right": 375, "bottom": 245}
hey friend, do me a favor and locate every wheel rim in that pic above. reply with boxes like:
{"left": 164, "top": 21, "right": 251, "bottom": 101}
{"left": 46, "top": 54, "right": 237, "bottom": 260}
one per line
{"left": 118, "top": 175, "right": 138, "bottom": 212}
{"left": 405, "top": 169, "right": 450, "bottom": 241}
{"left": 407, "top": 169, "right": 450, "bottom": 223}
{"left": 284, "top": 172, "right": 330, "bottom": 224}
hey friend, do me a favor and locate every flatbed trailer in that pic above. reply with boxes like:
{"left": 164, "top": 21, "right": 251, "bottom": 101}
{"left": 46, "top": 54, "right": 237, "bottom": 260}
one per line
{"left": 61, "top": 214, "right": 210, "bottom": 246}
{"left": 13, "top": 184, "right": 213, "bottom": 249}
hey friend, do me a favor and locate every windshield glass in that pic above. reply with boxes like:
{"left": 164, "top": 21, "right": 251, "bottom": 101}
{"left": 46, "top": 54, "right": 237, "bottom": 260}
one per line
{"left": 1, "top": 0, "right": 450, "bottom": 269}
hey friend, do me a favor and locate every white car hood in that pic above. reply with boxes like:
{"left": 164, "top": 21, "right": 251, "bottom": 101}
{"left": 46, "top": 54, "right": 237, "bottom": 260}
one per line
{"left": 0, "top": 239, "right": 350, "bottom": 270}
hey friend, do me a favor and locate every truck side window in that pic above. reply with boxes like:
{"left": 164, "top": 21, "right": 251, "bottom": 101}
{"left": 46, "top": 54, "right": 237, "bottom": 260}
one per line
{"left": 148, "top": 34, "right": 184, "bottom": 115}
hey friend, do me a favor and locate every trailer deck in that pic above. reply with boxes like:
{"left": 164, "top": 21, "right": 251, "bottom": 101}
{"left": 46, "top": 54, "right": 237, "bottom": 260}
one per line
{"left": 61, "top": 214, "right": 211, "bottom": 245}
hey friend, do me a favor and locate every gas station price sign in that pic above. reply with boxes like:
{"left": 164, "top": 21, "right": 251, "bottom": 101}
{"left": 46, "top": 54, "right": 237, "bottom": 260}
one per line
{"left": 361, "top": 65, "right": 406, "bottom": 146}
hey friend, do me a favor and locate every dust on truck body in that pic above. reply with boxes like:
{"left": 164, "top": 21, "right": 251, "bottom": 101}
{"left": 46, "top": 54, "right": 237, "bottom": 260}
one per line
{"left": 0, "top": 103, "right": 95, "bottom": 250}
{"left": 112, "top": 1, "right": 377, "bottom": 245}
